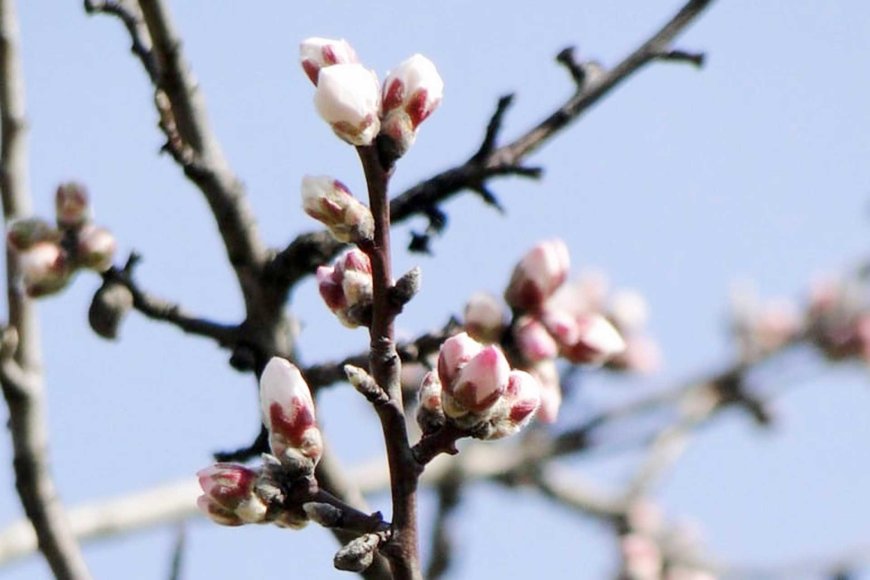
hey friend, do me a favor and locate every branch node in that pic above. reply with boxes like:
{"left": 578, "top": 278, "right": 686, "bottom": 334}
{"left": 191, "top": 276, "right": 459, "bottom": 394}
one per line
{"left": 390, "top": 267, "right": 422, "bottom": 310}
{"left": 556, "top": 46, "right": 587, "bottom": 86}
{"left": 653, "top": 48, "right": 706, "bottom": 68}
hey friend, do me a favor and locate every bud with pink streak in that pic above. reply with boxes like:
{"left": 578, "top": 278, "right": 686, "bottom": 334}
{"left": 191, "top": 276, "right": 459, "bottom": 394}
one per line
{"left": 301, "top": 175, "right": 374, "bottom": 243}
{"left": 55, "top": 182, "right": 91, "bottom": 229}
{"left": 544, "top": 311, "right": 626, "bottom": 365}
{"left": 259, "top": 357, "right": 323, "bottom": 467}
{"left": 513, "top": 315, "right": 558, "bottom": 362}
{"left": 504, "top": 239, "right": 570, "bottom": 312}
{"left": 488, "top": 370, "right": 542, "bottom": 439}
{"left": 437, "top": 332, "right": 510, "bottom": 419}
{"left": 299, "top": 37, "right": 359, "bottom": 85}
{"left": 19, "top": 242, "right": 73, "bottom": 298}
{"left": 314, "top": 63, "right": 381, "bottom": 146}
{"left": 416, "top": 371, "right": 446, "bottom": 433}
{"left": 316, "top": 249, "right": 373, "bottom": 328}
{"left": 380, "top": 54, "right": 444, "bottom": 158}
{"left": 196, "top": 463, "right": 268, "bottom": 526}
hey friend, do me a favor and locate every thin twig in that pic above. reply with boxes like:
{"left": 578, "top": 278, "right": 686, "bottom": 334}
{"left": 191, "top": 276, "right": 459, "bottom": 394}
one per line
{"left": 0, "top": 1, "right": 92, "bottom": 578}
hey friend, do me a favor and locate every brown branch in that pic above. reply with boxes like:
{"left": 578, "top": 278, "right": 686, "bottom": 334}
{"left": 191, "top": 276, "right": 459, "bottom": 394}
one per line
{"left": 0, "top": 1, "right": 92, "bottom": 578}
{"left": 83, "top": 0, "right": 157, "bottom": 80}
{"left": 96, "top": 253, "right": 240, "bottom": 346}
{"left": 357, "top": 143, "right": 422, "bottom": 580}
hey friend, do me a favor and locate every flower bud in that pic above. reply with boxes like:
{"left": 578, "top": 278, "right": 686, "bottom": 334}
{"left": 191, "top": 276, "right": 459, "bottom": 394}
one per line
{"left": 316, "top": 249, "right": 373, "bottom": 327}
{"left": 608, "top": 335, "right": 662, "bottom": 374}
{"left": 55, "top": 182, "right": 91, "bottom": 229}
{"left": 259, "top": 357, "right": 323, "bottom": 467}
{"left": 380, "top": 54, "right": 443, "bottom": 157}
{"left": 488, "top": 370, "right": 541, "bottom": 439}
{"left": 301, "top": 176, "right": 374, "bottom": 243}
{"left": 300, "top": 37, "right": 359, "bottom": 85}
{"left": 76, "top": 224, "right": 116, "bottom": 272}
{"left": 513, "top": 315, "right": 558, "bottom": 362}
{"left": 7, "top": 218, "right": 59, "bottom": 251}
{"left": 609, "top": 289, "right": 649, "bottom": 332}
{"left": 443, "top": 344, "right": 510, "bottom": 417}
{"left": 314, "top": 64, "right": 381, "bottom": 146}
{"left": 196, "top": 463, "right": 268, "bottom": 525}
{"left": 436, "top": 331, "right": 483, "bottom": 388}
{"left": 545, "top": 311, "right": 626, "bottom": 365}
{"left": 505, "top": 239, "right": 570, "bottom": 312}
{"left": 463, "top": 292, "right": 506, "bottom": 343}
{"left": 19, "top": 242, "right": 73, "bottom": 298}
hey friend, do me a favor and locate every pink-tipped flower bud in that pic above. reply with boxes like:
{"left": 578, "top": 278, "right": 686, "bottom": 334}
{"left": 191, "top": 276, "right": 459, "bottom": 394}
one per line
{"left": 380, "top": 54, "right": 444, "bottom": 157}
{"left": 301, "top": 176, "right": 374, "bottom": 243}
{"left": 300, "top": 37, "right": 359, "bottom": 85}
{"left": 7, "top": 218, "right": 60, "bottom": 251}
{"left": 530, "top": 359, "right": 562, "bottom": 423}
{"left": 513, "top": 315, "right": 558, "bottom": 362}
{"left": 463, "top": 292, "right": 506, "bottom": 343}
{"left": 545, "top": 311, "right": 626, "bottom": 365}
{"left": 436, "top": 332, "right": 483, "bottom": 388}
{"left": 314, "top": 64, "right": 381, "bottom": 146}
{"left": 19, "top": 242, "right": 73, "bottom": 298}
{"left": 505, "top": 239, "right": 570, "bottom": 312}
{"left": 316, "top": 249, "right": 373, "bottom": 328}
{"left": 489, "top": 370, "right": 542, "bottom": 439}
{"left": 196, "top": 463, "right": 268, "bottom": 526}
{"left": 76, "top": 224, "right": 116, "bottom": 272}
{"left": 443, "top": 344, "right": 510, "bottom": 417}
{"left": 259, "top": 357, "right": 323, "bottom": 467}
{"left": 55, "top": 182, "right": 91, "bottom": 229}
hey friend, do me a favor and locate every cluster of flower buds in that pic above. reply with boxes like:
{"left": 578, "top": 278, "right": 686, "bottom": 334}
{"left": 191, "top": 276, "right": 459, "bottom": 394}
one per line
{"left": 805, "top": 276, "right": 870, "bottom": 363}
{"left": 416, "top": 332, "right": 542, "bottom": 440}
{"left": 730, "top": 282, "right": 803, "bottom": 360}
{"left": 316, "top": 248, "right": 373, "bottom": 328}
{"left": 462, "top": 239, "right": 660, "bottom": 422}
{"left": 301, "top": 176, "right": 374, "bottom": 244}
{"left": 197, "top": 358, "right": 323, "bottom": 528}
{"left": 6, "top": 183, "right": 116, "bottom": 297}
{"left": 300, "top": 37, "right": 443, "bottom": 157}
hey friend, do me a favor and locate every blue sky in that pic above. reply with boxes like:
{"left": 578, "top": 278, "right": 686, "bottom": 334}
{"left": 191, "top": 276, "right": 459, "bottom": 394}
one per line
{"left": 1, "top": 1, "right": 869, "bottom": 578}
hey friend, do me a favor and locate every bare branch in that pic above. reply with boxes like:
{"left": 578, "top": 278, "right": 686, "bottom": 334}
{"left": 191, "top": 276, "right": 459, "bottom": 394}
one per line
{"left": 0, "top": 1, "right": 92, "bottom": 577}
{"left": 83, "top": 0, "right": 157, "bottom": 80}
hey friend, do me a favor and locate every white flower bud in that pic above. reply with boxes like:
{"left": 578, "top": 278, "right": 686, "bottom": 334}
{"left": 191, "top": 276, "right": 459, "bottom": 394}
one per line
{"left": 301, "top": 176, "right": 374, "bottom": 243}
{"left": 380, "top": 54, "right": 444, "bottom": 157}
{"left": 314, "top": 64, "right": 381, "bottom": 146}
{"left": 300, "top": 37, "right": 359, "bottom": 85}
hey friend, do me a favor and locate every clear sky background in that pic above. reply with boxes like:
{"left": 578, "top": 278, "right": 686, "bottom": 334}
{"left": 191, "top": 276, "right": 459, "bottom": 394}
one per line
{"left": 1, "top": 1, "right": 869, "bottom": 578}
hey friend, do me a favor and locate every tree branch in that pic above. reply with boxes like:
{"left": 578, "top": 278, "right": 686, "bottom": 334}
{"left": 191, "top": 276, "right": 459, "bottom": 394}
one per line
{"left": 0, "top": 1, "right": 92, "bottom": 578}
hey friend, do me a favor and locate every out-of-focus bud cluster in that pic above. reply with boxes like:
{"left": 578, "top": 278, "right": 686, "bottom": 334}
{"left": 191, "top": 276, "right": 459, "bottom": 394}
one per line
{"left": 299, "top": 37, "right": 443, "bottom": 157}
{"left": 460, "top": 239, "right": 660, "bottom": 423}
{"left": 6, "top": 183, "right": 116, "bottom": 297}
{"left": 730, "top": 274, "right": 870, "bottom": 366}
{"left": 316, "top": 248, "right": 373, "bottom": 328}
{"left": 416, "top": 332, "right": 542, "bottom": 440}
{"left": 197, "top": 357, "right": 323, "bottom": 528}
{"left": 619, "top": 501, "right": 717, "bottom": 580}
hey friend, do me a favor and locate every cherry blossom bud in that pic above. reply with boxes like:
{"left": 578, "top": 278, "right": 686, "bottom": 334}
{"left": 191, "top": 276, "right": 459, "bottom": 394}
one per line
{"left": 489, "top": 370, "right": 541, "bottom": 439}
{"left": 7, "top": 218, "right": 59, "bottom": 251}
{"left": 513, "top": 315, "right": 558, "bottom": 362}
{"left": 530, "top": 359, "right": 562, "bottom": 423}
{"left": 259, "top": 357, "right": 323, "bottom": 467}
{"left": 55, "top": 182, "right": 91, "bottom": 229}
{"left": 76, "top": 224, "right": 116, "bottom": 272}
{"left": 316, "top": 249, "right": 373, "bottom": 327}
{"left": 301, "top": 176, "right": 374, "bottom": 243}
{"left": 620, "top": 533, "right": 662, "bottom": 580}
{"left": 300, "top": 37, "right": 359, "bottom": 85}
{"left": 416, "top": 371, "right": 445, "bottom": 433}
{"left": 196, "top": 463, "right": 268, "bottom": 525}
{"left": 19, "top": 242, "right": 72, "bottom": 298}
{"left": 443, "top": 344, "right": 510, "bottom": 416}
{"left": 380, "top": 54, "right": 444, "bottom": 158}
{"left": 545, "top": 311, "right": 626, "bottom": 365}
{"left": 314, "top": 64, "right": 381, "bottom": 146}
{"left": 463, "top": 292, "right": 506, "bottom": 343}
{"left": 505, "top": 239, "right": 570, "bottom": 312}
{"left": 436, "top": 332, "right": 483, "bottom": 388}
